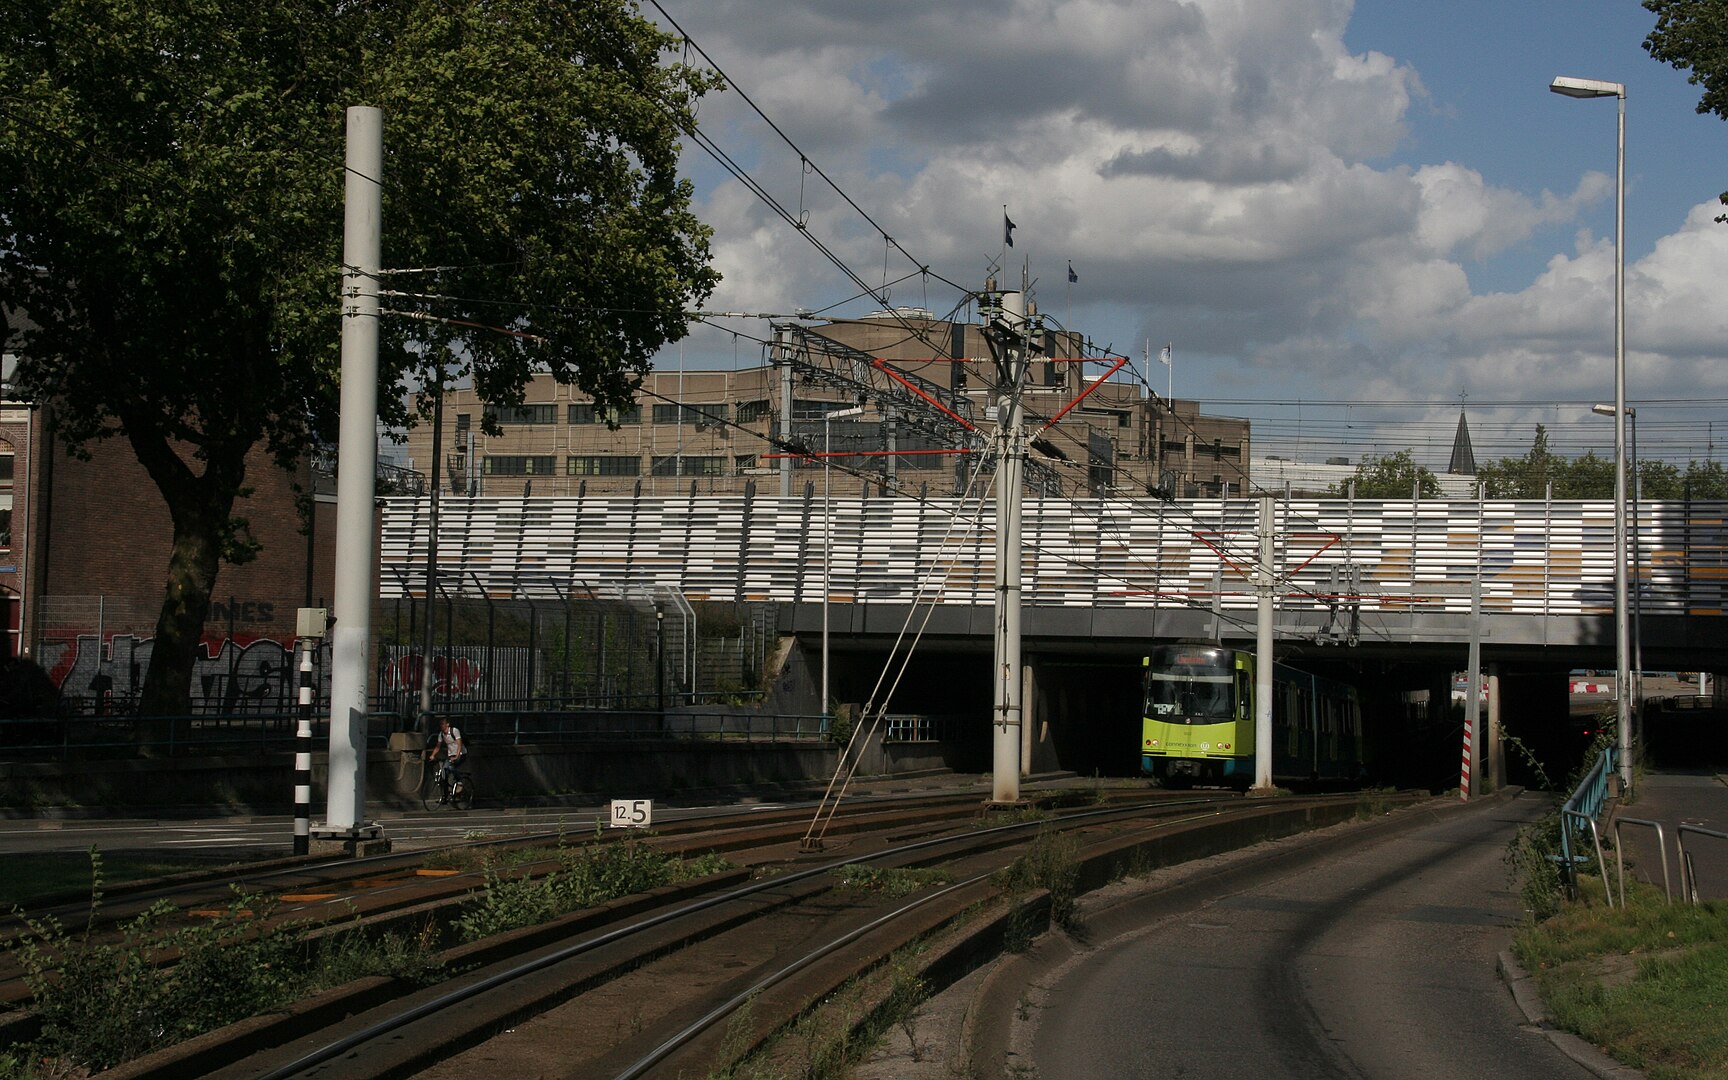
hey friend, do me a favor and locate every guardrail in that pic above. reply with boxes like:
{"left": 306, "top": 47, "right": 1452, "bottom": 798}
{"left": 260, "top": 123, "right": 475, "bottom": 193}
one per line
{"left": 1678, "top": 824, "right": 1728, "bottom": 904}
{"left": 1558, "top": 744, "right": 1618, "bottom": 898}
{"left": 1613, "top": 817, "right": 1671, "bottom": 905}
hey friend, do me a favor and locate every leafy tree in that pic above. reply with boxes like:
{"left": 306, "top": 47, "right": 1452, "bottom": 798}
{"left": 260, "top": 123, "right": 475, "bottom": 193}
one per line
{"left": 1682, "top": 459, "right": 1728, "bottom": 497}
{"left": 1638, "top": 458, "right": 1684, "bottom": 499}
{"left": 1477, "top": 424, "right": 1558, "bottom": 498}
{"left": 1, "top": 0, "right": 721, "bottom": 715}
{"left": 1551, "top": 451, "right": 1614, "bottom": 499}
{"left": 1646, "top": 1, "right": 1728, "bottom": 217}
{"left": 1328, "top": 450, "right": 1440, "bottom": 498}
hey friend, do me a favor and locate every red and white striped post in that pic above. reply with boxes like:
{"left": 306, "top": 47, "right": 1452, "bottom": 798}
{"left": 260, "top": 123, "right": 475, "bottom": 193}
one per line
{"left": 1459, "top": 709, "right": 1472, "bottom": 802}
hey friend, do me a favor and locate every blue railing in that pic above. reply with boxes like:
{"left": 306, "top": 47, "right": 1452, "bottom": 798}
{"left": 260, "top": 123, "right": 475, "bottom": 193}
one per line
{"left": 1559, "top": 744, "right": 1620, "bottom": 890}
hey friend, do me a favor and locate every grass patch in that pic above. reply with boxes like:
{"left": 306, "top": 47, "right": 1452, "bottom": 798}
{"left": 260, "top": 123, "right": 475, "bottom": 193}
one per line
{"left": 0, "top": 851, "right": 234, "bottom": 911}
{"left": 832, "top": 865, "right": 952, "bottom": 899}
{"left": 992, "top": 827, "right": 1082, "bottom": 941}
{"left": 1514, "top": 883, "right": 1728, "bottom": 1079}
{"left": 3, "top": 849, "right": 444, "bottom": 1077}
{"left": 456, "top": 828, "right": 732, "bottom": 942}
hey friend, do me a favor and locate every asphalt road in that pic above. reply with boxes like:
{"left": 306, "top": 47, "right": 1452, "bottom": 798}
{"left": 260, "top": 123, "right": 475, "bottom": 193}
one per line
{"left": 1021, "top": 794, "right": 1603, "bottom": 1080}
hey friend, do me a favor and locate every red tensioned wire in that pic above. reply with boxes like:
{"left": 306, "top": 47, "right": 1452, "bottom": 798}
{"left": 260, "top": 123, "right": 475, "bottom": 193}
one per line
{"left": 1284, "top": 532, "right": 1342, "bottom": 576}
{"left": 1187, "top": 529, "right": 1343, "bottom": 584}
{"left": 762, "top": 448, "right": 977, "bottom": 460}
{"left": 869, "top": 358, "right": 978, "bottom": 431}
{"left": 1040, "top": 356, "right": 1130, "bottom": 430}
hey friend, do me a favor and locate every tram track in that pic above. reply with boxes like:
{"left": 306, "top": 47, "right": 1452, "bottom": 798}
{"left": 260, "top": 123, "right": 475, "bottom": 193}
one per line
{"left": 80, "top": 789, "right": 1423, "bottom": 1080}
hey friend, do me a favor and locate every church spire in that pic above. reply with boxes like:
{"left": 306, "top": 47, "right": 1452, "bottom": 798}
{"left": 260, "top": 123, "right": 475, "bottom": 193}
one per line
{"left": 1448, "top": 410, "right": 1477, "bottom": 475}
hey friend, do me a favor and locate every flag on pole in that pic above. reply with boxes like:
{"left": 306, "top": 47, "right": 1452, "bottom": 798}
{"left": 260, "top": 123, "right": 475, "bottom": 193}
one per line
{"left": 1159, "top": 344, "right": 1172, "bottom": 367}
{"left": 1067, "top": 261, "right": 1078, "bottom": 283}
{"left": 1004, "top": 212, "right": 1016, "bottom": 248}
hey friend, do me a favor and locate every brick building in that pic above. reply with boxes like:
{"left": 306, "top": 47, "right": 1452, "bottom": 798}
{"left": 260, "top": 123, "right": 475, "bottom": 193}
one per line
{"left": 0, "top": 344, "right": 337, "bottom": 709}
{"left": 400, "top": 309, "right": 1251, "bottom": 501}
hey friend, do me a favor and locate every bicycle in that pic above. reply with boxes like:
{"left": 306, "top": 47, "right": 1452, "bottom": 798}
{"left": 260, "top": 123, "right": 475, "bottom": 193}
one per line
{"left": 421, "top": 758, "right": 475, "bottom": 811}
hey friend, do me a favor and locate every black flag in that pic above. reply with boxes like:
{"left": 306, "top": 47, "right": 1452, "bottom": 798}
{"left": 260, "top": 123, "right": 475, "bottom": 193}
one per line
{"left": 1067, "top": 261, "right": 1078, "bottom": 283}
{"left": 1004, "top": 213, "right": 1016, "bottom": 248}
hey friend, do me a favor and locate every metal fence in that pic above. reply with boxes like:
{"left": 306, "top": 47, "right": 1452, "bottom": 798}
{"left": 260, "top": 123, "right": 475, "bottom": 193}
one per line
{"left": 0, "top": 705, "right": 835, "bottom": 761}
{"left": 22, "top": 592, "right": 779, "bottom": 719}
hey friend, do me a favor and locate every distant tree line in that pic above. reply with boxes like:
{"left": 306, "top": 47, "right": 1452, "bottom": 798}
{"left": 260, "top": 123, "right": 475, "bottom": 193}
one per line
{"left": 1329, "top": 427, "right": 1728, "bottom": 499}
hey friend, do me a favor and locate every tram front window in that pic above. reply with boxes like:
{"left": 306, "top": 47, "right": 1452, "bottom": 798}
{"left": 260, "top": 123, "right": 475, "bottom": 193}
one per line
{"left": 1146, "top": 676, "right": 1234, "bottom": 720}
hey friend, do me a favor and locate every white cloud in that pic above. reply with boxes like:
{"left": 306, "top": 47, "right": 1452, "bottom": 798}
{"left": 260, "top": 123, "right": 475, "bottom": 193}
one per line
{"left": 657, "top": 0, "right": 1728, "bottom": 461}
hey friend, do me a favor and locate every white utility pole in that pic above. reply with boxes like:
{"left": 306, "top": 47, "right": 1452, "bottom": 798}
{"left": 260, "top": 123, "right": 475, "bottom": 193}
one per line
{"left": 984, "top": 279, "right": 1031, "bottom": 804}
{"left": 822, "top": 404, "right": 864, "bottom": 715}
{"left": 778, "top": 328, "right": 795, "bottom": 497}
{"left": 1254, "top": 494, "right": 1275, "bottom": 790}
{"left": 322, "top": 106, "right": 384, "bottom": 845}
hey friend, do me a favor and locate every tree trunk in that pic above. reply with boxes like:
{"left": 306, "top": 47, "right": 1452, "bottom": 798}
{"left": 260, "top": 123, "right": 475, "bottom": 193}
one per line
{"left": 138, "top": 497, "right": 230, "bottom": 722}
{"left": 128, "top": 426, "right": 249, "bottom": 726}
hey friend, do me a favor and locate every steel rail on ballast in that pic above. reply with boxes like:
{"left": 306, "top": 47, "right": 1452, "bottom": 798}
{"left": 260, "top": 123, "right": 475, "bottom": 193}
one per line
{"left": 612, "top": 871, "right": 996, "bottom": 1080}
{"left": 254, "top": 796, "right": 1235, "bottom": 1080}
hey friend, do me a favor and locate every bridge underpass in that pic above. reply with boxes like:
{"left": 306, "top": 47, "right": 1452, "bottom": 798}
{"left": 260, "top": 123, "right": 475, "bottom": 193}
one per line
{"left": 379, "top": 492, "right": 1728, "bottom": 792}
{"left": 798, "top": 601, "right": 1702, "bottom": 794}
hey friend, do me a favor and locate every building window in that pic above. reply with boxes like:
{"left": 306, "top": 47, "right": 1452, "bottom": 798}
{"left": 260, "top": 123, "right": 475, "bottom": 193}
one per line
{"left": 649, "top": 400, "right": 708, "bottom": 425}
{"left": 736, "top": 400, "right": 772, "bottom": 424}
{"left": 0, "top": 453, "right": 12, "bottom": 549}
{"left": 484, "top": 403, "right": 556, "bottom": 425}
{"left": 482, "top": 455, "right": 555, "bottom": 476}
{"left": 734, "top": 454, "right": 759, "bottom": 472}
{"left": 569, "top": 403, "right": 641, "bottom": 425}
{"left": 793, "top": 399, "right": 856, "bottom": 419}
{"left": 567, "top": 455, "right": 641, "bottom": 476}
{"left": 650, "top": 455, "right": 726, "bottom": 477}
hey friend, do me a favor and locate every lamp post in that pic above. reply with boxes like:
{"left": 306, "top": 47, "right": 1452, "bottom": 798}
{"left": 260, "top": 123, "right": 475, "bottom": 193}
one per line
{"left": 822, "top": 404, "right": 865, "bottom": 719}
{"left": 1555, "top": 74, "right": 1630, "bottom": 791}
{"left": 1594, "top": 403, "right": 1643, "bottom": 721}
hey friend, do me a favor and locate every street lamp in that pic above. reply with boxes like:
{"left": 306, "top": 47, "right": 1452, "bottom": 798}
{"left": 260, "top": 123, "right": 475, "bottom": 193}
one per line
{"left": 1555, "top": 73, "right": 1630, "bottom": 791}
{"left": 1593, "top": 403, "right": 1643, "bottom": 721}
{"left": 822, "top": 404, "right": 865, "bottom": 719}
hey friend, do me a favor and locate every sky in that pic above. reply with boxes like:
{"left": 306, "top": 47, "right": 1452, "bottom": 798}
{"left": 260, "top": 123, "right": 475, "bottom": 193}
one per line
{"left": 646, "top": 0, "right": 1728, "bottom": 471}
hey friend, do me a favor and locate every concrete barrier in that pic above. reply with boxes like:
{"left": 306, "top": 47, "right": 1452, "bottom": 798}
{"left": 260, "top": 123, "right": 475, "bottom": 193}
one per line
{"left": 0, "top": 737, "right": 966, "bottom": 816}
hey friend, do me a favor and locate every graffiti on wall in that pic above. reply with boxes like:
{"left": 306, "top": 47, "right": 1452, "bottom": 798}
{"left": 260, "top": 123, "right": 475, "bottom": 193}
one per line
{"left": 37, "top": 633, "right": 494, "bottom": 713}
{"left": 38, "top": 633, "right": 318, "bottom": 711}
{"left": 380, "top": 654, "right": 486, "bottom": 695}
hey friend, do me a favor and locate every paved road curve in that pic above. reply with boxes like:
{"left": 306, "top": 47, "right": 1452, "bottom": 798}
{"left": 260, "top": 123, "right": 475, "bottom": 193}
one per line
{"left": 1023, "top": 795, "right": 1603, "bottom": 1080}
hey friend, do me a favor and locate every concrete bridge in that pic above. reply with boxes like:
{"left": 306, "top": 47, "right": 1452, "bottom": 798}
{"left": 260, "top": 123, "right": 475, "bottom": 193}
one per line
{"left": 380, "top": 491, "right": 1728, "bottom": 669}
{"left": 377, "top": 491, "right": 1728, "bottom": 786}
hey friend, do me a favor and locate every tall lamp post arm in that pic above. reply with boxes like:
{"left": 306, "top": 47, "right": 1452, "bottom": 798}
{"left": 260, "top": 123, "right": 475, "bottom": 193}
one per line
{"left": 1555, "top": 74, "right": 1632, "bottom": 792}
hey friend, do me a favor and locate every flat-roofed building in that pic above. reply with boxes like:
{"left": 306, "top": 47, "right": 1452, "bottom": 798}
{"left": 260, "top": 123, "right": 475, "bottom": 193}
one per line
{"left": 401, "top": 310, "right": 1251, "bottom": 500}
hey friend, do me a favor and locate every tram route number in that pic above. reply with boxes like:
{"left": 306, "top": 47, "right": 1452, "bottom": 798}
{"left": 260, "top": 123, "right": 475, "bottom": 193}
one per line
{"left": 610, "top": 799, "right": 653, "bottom": 828}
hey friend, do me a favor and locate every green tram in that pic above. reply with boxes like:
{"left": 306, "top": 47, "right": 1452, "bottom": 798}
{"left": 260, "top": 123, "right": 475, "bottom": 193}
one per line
{"left": 1139, "top": 644, "right": 1368, "bottom": 788}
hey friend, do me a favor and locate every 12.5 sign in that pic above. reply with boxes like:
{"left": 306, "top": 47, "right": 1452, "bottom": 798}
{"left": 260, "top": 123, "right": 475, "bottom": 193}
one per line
{"left": 610, "top": 799, "right": 653, "bottom": 828}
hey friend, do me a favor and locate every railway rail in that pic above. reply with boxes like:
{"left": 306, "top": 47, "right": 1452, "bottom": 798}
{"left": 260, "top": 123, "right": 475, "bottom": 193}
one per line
{"left": 53, "top": 787, "right": 1425, "bottom": 1080}
{"left": 0, "top": 787, "right": 1063, "bottom": 1008}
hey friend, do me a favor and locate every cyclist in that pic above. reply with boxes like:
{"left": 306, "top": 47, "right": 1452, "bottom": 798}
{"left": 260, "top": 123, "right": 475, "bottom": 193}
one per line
{"left": 425, "top": 716, "right": 468, "bottom": 802}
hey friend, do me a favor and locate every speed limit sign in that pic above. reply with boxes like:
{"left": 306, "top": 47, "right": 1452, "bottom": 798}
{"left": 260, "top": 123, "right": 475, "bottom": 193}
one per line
{"left": 610, "top": 799, "right": 653, "bottom": 828}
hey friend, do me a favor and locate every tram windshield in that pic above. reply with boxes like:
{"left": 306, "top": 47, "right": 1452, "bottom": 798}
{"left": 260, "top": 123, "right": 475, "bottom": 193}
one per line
{"left": 1144, "top": 647, "right": 1236, "bottom": 721}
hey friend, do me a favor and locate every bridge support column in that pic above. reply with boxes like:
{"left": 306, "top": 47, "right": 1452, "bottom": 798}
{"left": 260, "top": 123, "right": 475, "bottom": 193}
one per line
{"left": 1487, "top": 664, "right": 1504, "bottom": 791}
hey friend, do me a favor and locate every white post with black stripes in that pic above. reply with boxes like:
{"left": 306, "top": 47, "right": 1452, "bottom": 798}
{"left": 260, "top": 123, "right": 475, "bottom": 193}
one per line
{"left": 294, "top": 635, "right": 314, "bottom": 854}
